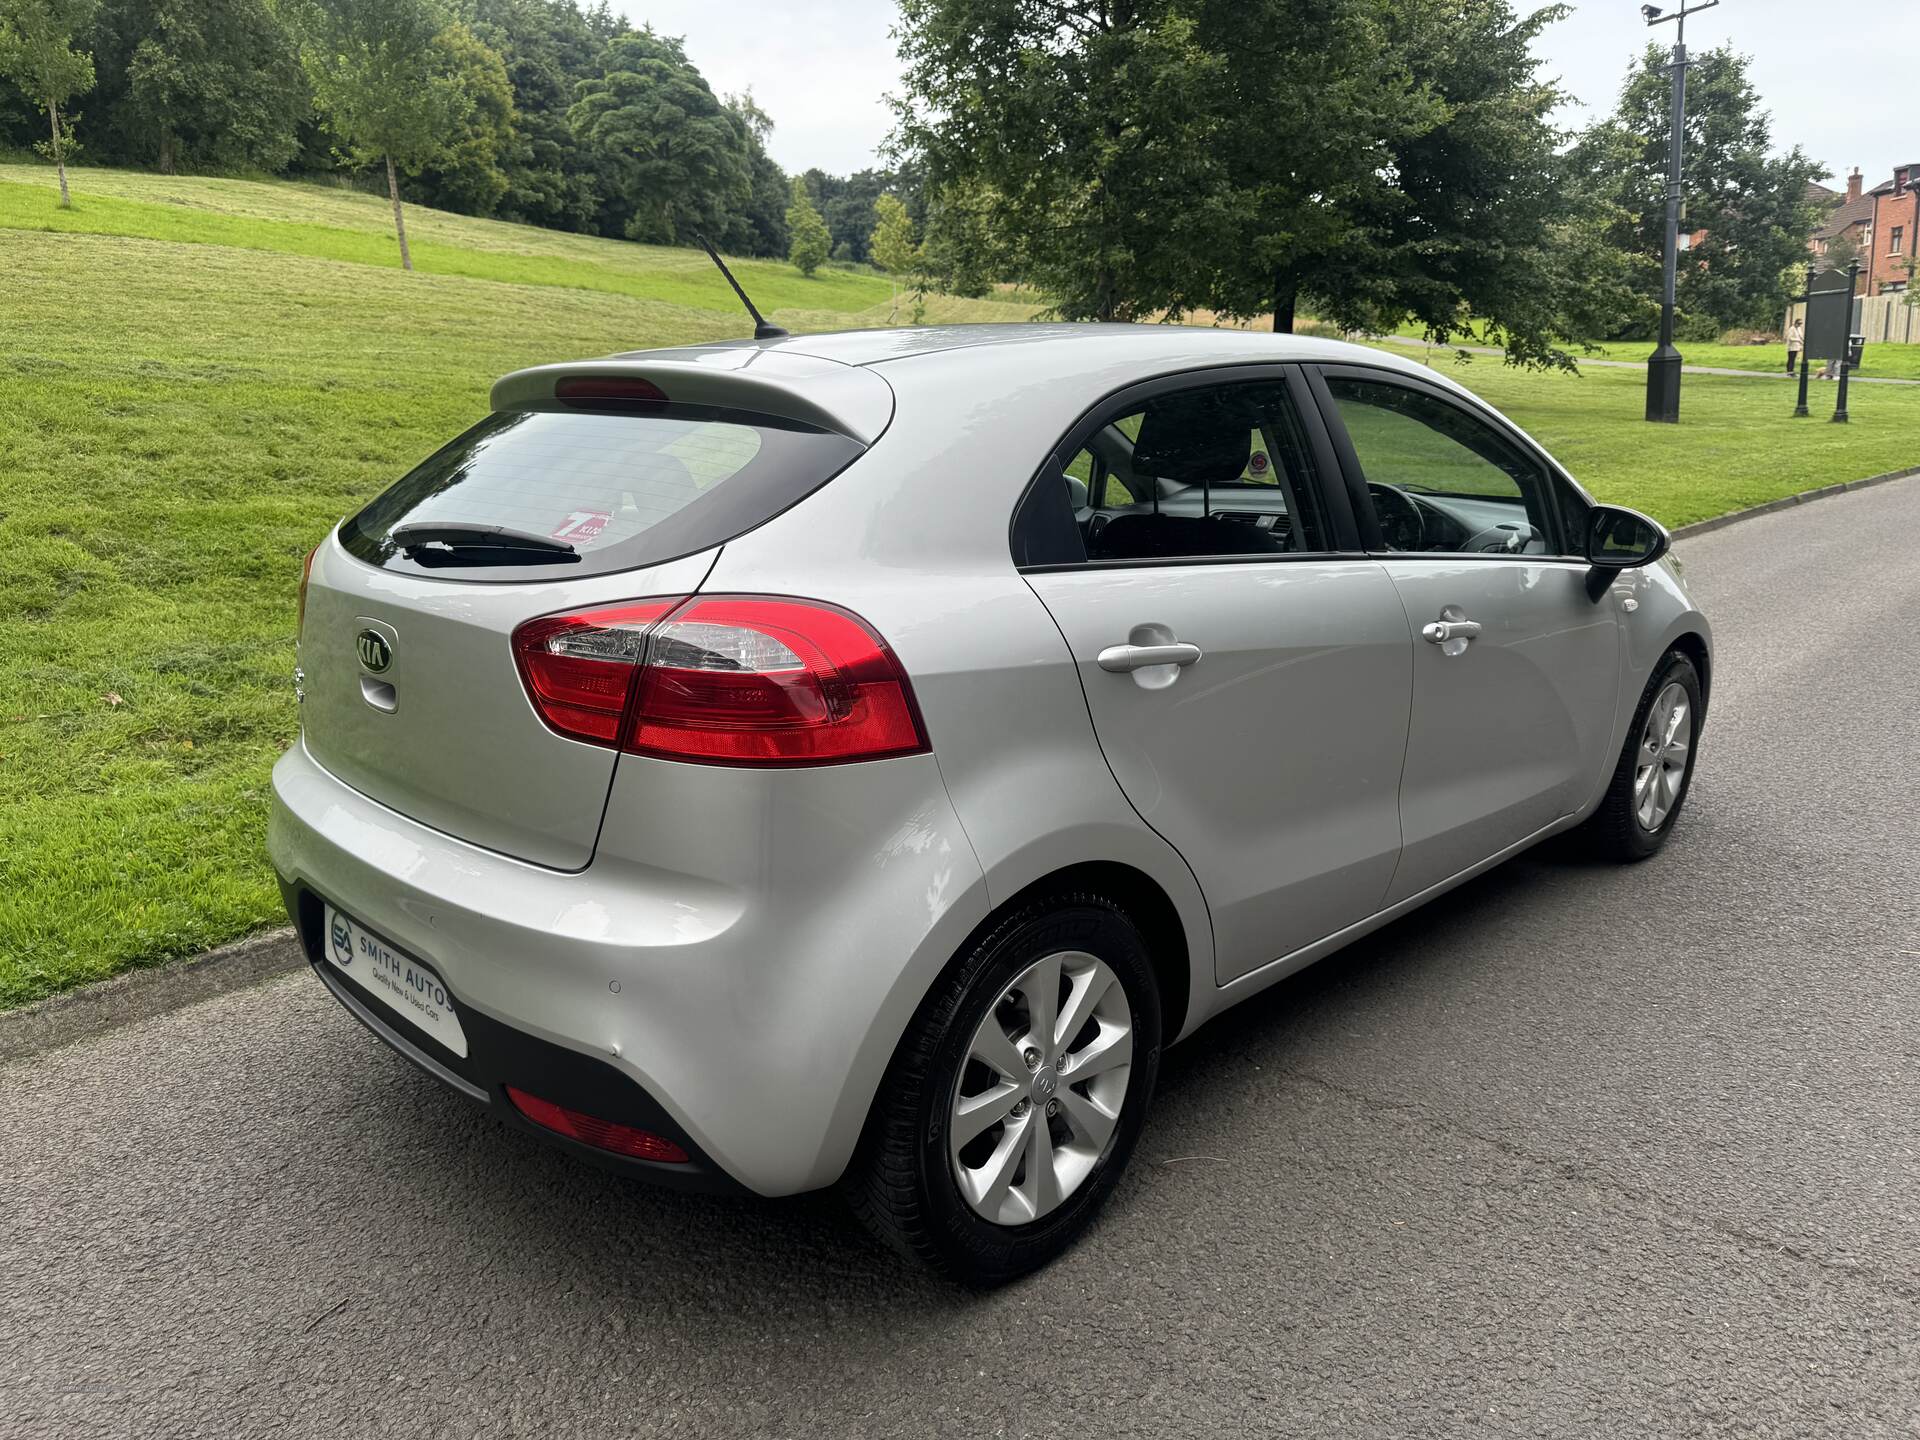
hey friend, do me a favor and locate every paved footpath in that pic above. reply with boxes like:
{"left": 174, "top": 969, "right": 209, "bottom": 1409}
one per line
{"left": 5, "top": 480, "right": 1920, "bottom": 1438}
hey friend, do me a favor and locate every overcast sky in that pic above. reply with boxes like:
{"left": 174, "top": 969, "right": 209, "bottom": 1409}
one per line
{"left": 615, "top": 0, "right": 1912, "bottom": 191}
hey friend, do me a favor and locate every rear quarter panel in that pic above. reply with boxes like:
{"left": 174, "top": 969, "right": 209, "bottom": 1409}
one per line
{"left": 703, "top": 346, "right": 1219, "bottom": 1044}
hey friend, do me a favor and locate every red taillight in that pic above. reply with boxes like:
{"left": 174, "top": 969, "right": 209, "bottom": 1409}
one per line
{"left": 554, "top": 375, "right": 668, "bottom": 407}
{"left": 511, "top": 598, "right": 682, "bottom": 744}
{"left": 505, "top": 1086, "right": 689, "bottom": 1164}
{"left": 296, "top": 543, "right": 319, "bottom": 639}
{"left": 630, "top": 597, "right": 928, "bottom": 765}
{"left": 509, "top": 594, "right": 930, "bottom": 765}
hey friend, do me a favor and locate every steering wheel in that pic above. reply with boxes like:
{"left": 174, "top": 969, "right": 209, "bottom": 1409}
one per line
{"left": 1368, "top": 482, "right": 1426, "bottom": 551}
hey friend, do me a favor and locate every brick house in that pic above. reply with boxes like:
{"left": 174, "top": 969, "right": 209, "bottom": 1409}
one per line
{"left": 1810, "top": 169, "right": 1875, "bottom": 293}
{"left": 1867, "top": 164, "right": 1919, "bottom": 296}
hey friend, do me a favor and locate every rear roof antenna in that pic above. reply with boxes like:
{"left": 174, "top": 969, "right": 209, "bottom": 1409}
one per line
{"left": 695, "top": 233, "right": 788, "bottom": 341}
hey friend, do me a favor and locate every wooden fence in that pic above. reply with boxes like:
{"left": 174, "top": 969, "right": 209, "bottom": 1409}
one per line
{"left": 1785, "top": 292, "right": 1920, "bottom": 345}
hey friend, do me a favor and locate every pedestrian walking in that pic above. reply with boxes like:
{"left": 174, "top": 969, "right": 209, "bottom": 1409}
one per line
{"left": 1785, "top": 317, "right": 1805, "bottom": 374}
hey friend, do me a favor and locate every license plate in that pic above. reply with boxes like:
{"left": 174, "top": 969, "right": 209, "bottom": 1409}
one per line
{"left": 322, "top": 904, "right": 469, "bottom": 1059}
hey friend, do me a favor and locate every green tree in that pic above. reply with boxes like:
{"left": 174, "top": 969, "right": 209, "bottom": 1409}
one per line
{"left": 1311, "top": 0, "right": 1592, "bottom": 365}
{"left": 1556, "top": 120, "right": 1662, "bottom": 341}
{"left": 287, "top": 0, "right": 458, "bottom": 270}
{"left": 720, "top": 90, "right": 789, "bottom": 258}
{"left": 407, "top": 21, "right": 516, "bottom": 216}
{"left": 869, "top": 192, "right": 918, "bottom": 275}
{"left": 785, "top": 173, "right": 829, "bottom": 276}
{"left": 1582, "top": 44, "right": 1824, "bottom": 335}
{"left": 893, "top": 0, "right": 1603, "bottom": 366}
{"left": 567, "top": 28, "right": 752, "bottom": 243}
{"left": 460, "top": 0, "right": 622, "bottom": 232}
{"left": 869, "top": 191, "right": 918, "bottom": 319}
{"left": 805, "top": 165, "right": 895, "bottom": 263}
{"left": 913, "top": 175, "right": 996, "bottom": 299}
{"left": 0, "top": 0, "right": 98, "bottom": 207}
{"left": 894, "top": 0, "right": 1223, "bottom": 320}
{"left": 92, "top": 0, "right": 307, "bottom": 173}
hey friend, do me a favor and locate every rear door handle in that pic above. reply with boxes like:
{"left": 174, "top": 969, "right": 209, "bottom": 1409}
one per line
{"left": 1420, "top": 620, "right": 1482, "bottom": 644}
{"left": 1097, "top": 642, "right": 1203, "bottom": 673}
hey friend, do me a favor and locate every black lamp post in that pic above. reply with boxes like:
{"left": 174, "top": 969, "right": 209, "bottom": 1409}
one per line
{"left": 1794, "top": 264, "right": 1814, "bottom": 417}
{"left": 1833, "top": 258, "right": 1861, "bottom": 423}
{"left": 1640, "top": 0, "right": 1722, "bottom": 424}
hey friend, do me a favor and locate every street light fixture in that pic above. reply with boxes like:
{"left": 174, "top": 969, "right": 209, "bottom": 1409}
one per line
{"left": 1642, "top": 0, "right": 1722, "bottom": 424}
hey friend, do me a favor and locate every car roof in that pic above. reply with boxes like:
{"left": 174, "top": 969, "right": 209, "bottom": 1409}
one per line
{"left": 617, "top": 322, "right": 1439, "bottom": 381}
{"left": 492, "top": 323, "right": 1480, "bottom": 451}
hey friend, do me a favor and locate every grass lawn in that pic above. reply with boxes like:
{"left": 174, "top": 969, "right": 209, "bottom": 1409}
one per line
{"left": 0, "top": 165, "right": 910, "bottom": 316}
{"left": 1385, "top": 326, "right": 1920, "bottom": 382}
{"left": 2, "top": 163, "right": 1917, "bottom": 1008}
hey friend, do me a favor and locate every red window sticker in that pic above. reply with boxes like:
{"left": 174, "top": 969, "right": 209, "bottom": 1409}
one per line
{"left": 551, "top": 510, "right": 611, "bottom": 543}
{"left": 1248, "top": 450, "right": 1270, "bottom": 476}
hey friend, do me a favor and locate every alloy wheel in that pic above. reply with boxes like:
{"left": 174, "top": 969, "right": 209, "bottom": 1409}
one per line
{"left": 1634, "top": 680, "right": 1693, "bottom": 832}
{"left": 948, "top": 950, "right": 1134, "bottom": 1226}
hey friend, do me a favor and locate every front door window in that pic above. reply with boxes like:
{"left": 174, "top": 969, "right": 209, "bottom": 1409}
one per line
{"left": 1324, "top": 377, "right": 1560, "bottom": 557}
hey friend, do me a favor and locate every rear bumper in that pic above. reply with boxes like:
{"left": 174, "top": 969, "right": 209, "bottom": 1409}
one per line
{"left": 283, "top": 880, "right": 742, "bottom": 1191}
{"left": 267, "top": 738, "right": 990, "bottom": 1196}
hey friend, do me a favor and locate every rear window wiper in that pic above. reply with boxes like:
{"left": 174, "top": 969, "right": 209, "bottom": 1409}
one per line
{"left": 388, "top": 522, "right": 579, "bottom": 562}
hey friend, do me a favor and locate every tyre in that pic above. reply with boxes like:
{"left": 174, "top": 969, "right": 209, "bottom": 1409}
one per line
{"left": 1583, "top": 648, "right": 1703, "bottom": 861}
{"left": 846, "top": 894, "right": 1163, "bottom": 1285}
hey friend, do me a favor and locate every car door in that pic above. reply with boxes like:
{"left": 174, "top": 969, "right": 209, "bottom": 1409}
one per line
{"left": 1308, "top": 365, "right": 1622, "bottom": 904}
{"left": 1014, "top": 368, "right": 1414, "bottom": 984}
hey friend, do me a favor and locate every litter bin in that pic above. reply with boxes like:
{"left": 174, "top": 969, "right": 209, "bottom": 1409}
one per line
{"left": 1848, "top": 333, "right": 1866, "bottom": 369}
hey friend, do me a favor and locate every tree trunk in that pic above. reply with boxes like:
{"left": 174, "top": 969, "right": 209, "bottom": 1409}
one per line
{"left": 49, "top": 102, "right": 70, "bottom": 209}
{"left": 1272, "top": 274, "right": 1297, "bottom": 335}
{"left": 158, "top": 130, "right": 176, "bottom": 175}
{"left": 385, "top": 154, "right": 413, "bottom": 272}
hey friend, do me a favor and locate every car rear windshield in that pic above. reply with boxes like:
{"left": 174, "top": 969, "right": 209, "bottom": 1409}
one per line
{"left": 339, "top": 405, "right": 865, "bottom": 581}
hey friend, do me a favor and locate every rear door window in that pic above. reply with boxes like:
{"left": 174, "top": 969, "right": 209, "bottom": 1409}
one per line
{"left": 1013, "top": 378, "right": 1335, "bottom": 566}
{"left": 341, "top": 406, "right": 864, "bottom": 581}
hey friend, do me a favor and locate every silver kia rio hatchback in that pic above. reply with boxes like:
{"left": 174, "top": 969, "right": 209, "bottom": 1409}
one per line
{"left": 271, "top": 324, "right": 1711, "bottom": 1283}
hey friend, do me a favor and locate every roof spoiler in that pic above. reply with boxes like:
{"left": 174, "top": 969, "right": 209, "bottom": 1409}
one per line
{"left": 489, "top": 351, "right": 894, "bottom": 445}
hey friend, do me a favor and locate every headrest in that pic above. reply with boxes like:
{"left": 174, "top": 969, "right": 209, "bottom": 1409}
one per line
{"left": 1065, "top": 474, "right": 1089, "bottom": 511}
{"left": 1129, "top": 391, "right": 1257, "bottom": 488}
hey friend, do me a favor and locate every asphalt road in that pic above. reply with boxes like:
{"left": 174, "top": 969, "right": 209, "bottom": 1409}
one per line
{"left": 6, "top": 479, "right": 1920, "bottom": 1439}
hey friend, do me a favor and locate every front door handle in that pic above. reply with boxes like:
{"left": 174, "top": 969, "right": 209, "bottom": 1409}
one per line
{"left": 1420, "top": 619, "right": 1482, "bottom": 645}
{"left": 1421, "top": 607, "right": 1482, "bottom": 657}
{"left": 1097, "top": 641, "right": 1203, "bottom": 673}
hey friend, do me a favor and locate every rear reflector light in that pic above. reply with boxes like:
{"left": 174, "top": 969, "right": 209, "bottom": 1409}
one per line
{"left": 505, "top": 1086, "right": 690, "bottom": 1163}
{"left": 510, "top": 595, "right": 930, "bottom": 765}
{"left": 554, "top": 375, "right": 668, "bottom": 407}
{"left": 297, "top": 542, "right": 319, "bottom": 639}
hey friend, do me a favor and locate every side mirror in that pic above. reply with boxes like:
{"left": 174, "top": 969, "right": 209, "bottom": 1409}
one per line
{"left": 1584, "top": 504, "right": 1669, "bottom": 599}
